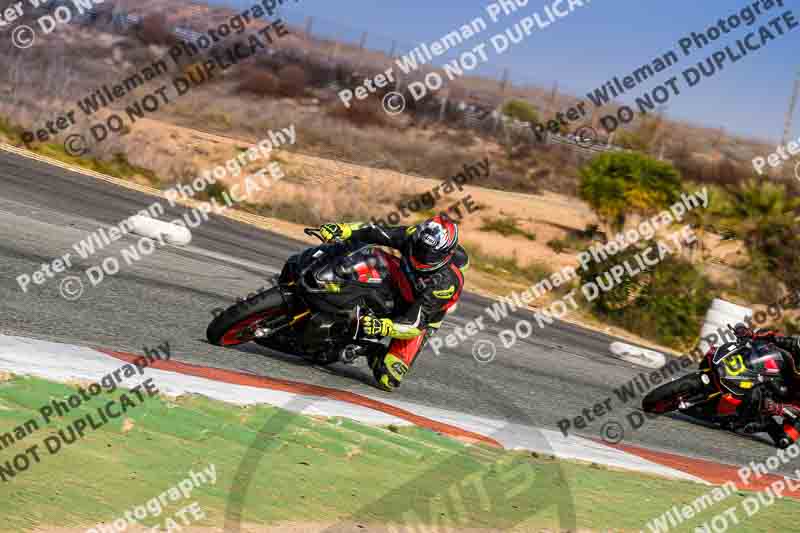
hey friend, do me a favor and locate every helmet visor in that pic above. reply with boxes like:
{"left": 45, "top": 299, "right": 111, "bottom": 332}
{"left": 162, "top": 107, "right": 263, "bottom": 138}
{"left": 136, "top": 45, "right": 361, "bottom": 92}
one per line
{"left": 409, "top": 240, "right": 453, "bottom": 271}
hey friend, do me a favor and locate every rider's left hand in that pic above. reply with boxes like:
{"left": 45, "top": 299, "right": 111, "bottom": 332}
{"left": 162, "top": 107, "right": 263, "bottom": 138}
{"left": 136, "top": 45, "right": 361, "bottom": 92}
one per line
{"left": 361, "top": 315, "right": 393, "bottom": 338}
{"left": 319, "top": 223, "right": 352, "bottom": 243}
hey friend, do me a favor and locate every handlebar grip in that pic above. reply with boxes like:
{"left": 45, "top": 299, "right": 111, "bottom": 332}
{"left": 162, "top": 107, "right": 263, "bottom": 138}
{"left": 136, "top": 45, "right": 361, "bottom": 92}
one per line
{"left": 304, "top": 228, "right": 325, "bottom": 242}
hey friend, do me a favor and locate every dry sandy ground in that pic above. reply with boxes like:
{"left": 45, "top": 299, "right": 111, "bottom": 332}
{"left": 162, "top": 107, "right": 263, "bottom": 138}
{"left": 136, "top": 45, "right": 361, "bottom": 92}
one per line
{"left": 120, "top": 118, "right": 594, "bottom": 274}
{"left": 114, "top": 118, "right": 765, "bottom": 354}
{"left": 10, "top": 114, "right": 766, "bottom": 354}
{"left": 122, "top": 117, "right": 748, "bottom": 279}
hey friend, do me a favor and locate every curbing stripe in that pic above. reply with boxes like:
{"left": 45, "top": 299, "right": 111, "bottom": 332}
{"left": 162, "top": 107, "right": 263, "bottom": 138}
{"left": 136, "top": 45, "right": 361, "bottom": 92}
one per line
{"left": 598, "top": 439, "right": 800, "bottom": 500}
{"left": 99, "top": 348, "right": 503, "bottom": 448}
{"left": 0, "top": 333, "right": 723, "bottom": 481}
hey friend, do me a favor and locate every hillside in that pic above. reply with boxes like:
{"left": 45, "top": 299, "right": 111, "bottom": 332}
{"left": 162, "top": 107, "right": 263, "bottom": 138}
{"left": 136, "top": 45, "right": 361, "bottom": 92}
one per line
{"left": 1, "top": 0, "right": 798, "bottom": 351}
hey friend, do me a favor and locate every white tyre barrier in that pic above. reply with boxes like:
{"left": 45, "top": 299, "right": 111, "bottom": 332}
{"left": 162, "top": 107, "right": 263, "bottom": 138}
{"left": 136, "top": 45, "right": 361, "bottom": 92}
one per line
{"left": 704, "top": 309, "right": 737, "bottom": 329}
{"left": 128, "top": 215, "right": 192, "bottom": 246}
{"left": 710, "top": 299, "right": 753, "bottom": 319}
{"left": 697, "top": 298, "right": 752, "bottom": 355}
{"left": 699, "top": 323, "right": 722, "bottom": 339}
{"left": 609, "top": 342, "right": 667, "bottom": 369}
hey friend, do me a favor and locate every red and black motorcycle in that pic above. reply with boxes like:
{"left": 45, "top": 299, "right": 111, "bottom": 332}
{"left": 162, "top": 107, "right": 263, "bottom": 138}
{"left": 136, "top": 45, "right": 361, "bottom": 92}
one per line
{"left": 207, "top": 228, "right": 397, "bottom": 366}
{"left": 643, "top": 328, "right": 800, "bottom": 448}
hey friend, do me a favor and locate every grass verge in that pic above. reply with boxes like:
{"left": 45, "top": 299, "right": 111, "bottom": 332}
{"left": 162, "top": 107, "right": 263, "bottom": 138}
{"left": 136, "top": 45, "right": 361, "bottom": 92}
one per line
{"left": 1, "top": 375, "right": 799, "bottom": 532}
{"left": 34, "top": 145, "right": 159, "bottom": 186}
{"left": 0, "top": 115, "right": 158, "bottom": 186}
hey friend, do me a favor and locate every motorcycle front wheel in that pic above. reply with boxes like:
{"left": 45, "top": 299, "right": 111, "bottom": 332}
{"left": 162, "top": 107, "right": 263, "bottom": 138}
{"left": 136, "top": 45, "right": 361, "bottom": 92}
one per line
{"left": 642, "top": 372, "right": 707, "bottom": 414}
{"left": 207, "top": 287, "right": 288, "bottom": 346}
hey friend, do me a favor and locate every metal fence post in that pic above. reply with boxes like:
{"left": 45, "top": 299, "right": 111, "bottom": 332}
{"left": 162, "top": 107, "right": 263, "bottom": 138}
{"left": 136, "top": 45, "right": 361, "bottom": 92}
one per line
{"left": 500, "top": 68, "right": 510, "bottom": 94}
{"left": 305, "top": 16, "right": 314, "bottom": 38}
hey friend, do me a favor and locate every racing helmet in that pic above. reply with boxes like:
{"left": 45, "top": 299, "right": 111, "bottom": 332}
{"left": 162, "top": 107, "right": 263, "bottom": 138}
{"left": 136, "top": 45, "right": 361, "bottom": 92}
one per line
{"left": 405, "top": 215, "right": 459, "bottom": 273}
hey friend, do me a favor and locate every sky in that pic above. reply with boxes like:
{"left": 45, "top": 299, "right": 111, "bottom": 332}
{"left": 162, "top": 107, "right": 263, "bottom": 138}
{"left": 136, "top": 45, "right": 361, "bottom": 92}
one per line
{"left": 220, "top": 0, "right": 798, "bottom": 144}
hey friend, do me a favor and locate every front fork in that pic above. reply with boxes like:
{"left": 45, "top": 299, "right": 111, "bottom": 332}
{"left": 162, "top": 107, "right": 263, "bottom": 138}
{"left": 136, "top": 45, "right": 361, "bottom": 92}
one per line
{"left": 250, "top": 284, "right": 307, "bottom": 336}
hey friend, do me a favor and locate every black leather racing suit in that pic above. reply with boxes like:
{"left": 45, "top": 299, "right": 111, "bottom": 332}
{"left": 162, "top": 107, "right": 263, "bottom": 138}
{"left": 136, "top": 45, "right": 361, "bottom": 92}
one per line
{"left": 348, "top": 223, "right": 468, "bottom": 340}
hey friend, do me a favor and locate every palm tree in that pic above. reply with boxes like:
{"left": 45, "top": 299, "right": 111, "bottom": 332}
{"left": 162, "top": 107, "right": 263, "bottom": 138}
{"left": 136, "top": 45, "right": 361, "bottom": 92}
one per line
{"left": 719, "top": 180, "right": 800, "bottom": 248}
{"left": 717, "top": 180, "right": 800, "bottom": 288}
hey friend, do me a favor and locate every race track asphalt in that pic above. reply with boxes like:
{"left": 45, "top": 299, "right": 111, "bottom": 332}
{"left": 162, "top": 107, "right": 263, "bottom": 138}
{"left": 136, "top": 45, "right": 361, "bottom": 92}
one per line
{"left": 0, "top": 148, "right": 794, "bottom": 476}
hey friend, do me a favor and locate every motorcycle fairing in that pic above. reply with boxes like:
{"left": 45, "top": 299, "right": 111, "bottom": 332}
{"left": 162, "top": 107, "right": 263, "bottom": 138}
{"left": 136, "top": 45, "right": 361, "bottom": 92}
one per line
{"left": 716, "top": 394, "right": 742, "bottom": 416}
{"left": 286, "top": 243, "right": 397, "bottom": 317}
{"left": 714, "top": 341, "right": 787, "bottom": 396}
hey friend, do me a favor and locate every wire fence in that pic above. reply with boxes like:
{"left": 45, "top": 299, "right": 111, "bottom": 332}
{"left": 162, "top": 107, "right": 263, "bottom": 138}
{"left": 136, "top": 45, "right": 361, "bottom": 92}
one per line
{"left": 62, "top": 1, "right": 624, "bottom": 157}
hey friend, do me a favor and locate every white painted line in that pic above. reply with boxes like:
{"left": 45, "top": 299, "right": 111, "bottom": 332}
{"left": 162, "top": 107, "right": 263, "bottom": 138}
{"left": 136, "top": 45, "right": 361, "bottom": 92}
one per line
{"left": 0, "top": 335, "right": 404, "bottom": 426}
{"left": 376, "top": 397, "right": 706, "bottom": 483}
{"left": 180, "top": 245, "right": 280, "bottom": 275}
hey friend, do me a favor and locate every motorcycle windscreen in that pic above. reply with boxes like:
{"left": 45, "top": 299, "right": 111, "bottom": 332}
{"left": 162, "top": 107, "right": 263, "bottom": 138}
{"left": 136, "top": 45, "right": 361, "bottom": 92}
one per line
{"left": 715, "top": 343, "right": 784, "bottom": 395}
{"left": 315, "top": 245, "right": 392, "bottom": 286}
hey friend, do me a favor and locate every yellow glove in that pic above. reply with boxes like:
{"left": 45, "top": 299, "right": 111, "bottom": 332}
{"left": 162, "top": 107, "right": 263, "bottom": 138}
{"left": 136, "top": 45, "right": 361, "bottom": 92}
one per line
{"left": 319, "top": 223, "right": 352, "bottom": 242}
{"left": 361, "top": 315, "right": 393, "bottom": 338}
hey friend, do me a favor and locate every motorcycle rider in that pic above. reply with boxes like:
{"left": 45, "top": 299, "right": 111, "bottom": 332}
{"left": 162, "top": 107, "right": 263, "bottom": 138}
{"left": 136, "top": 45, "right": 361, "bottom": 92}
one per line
{"left": 731, "top": 323, "right": 800, "bottom": 444}
{"left": 318, "top": 215, "right": 467, "bottom": 392}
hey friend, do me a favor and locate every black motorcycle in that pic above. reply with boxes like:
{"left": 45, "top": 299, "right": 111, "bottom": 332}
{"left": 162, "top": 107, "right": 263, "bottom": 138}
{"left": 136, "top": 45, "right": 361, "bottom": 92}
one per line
{"left": 643, "top": 330, "right": 800, "bottom": 448}
{"left": 207, "top": 228, "right": 396, "bottom": 366}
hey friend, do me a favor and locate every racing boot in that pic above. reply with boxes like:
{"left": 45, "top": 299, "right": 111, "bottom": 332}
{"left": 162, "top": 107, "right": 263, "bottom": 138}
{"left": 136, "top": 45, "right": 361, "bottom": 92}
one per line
{"left": 767, "top": 419, "right": 800, "bottom": 449}
{"left": 370, "top": 352, "right": 409, "bottom": 392}
{"left": 761, "top": 400, "right": 800, "bottom": 447}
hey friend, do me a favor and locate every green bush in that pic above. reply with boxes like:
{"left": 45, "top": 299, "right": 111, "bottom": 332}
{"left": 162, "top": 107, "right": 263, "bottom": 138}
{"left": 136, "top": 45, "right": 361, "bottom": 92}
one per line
{"left": 580, "top": 247, "right": 714, "bottom": 349}
{"left": 627, "top": 258, "right": 714, "bottom": 348}
{"left": 480, "top": 216, "right": 536, "bottom": 240}
{"left": 579, "top": 152, "right": 683, "bottom": 231}
{"left": 547, "top": 239, "right": 567, "bottom": 254}
{"left": 783, "top": 315, "right": 800, "bottom": 336}
{"left": 502, "top": 99, "right": 539, "bottom": 124}
{"left": 718, "top": 180, "right": 799, "bottom": 240}
{"left": 579, "top": 242, "right": 655, "bottom": 314}
{"left": 753, "top": 218, "right": 800, "bottom": 288}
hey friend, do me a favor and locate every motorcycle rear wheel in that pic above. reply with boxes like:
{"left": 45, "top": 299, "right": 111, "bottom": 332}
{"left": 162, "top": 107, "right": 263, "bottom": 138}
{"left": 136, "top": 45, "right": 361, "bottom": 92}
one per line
{"left": 207, "top": 287, "right": 287, "bottom": 346}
